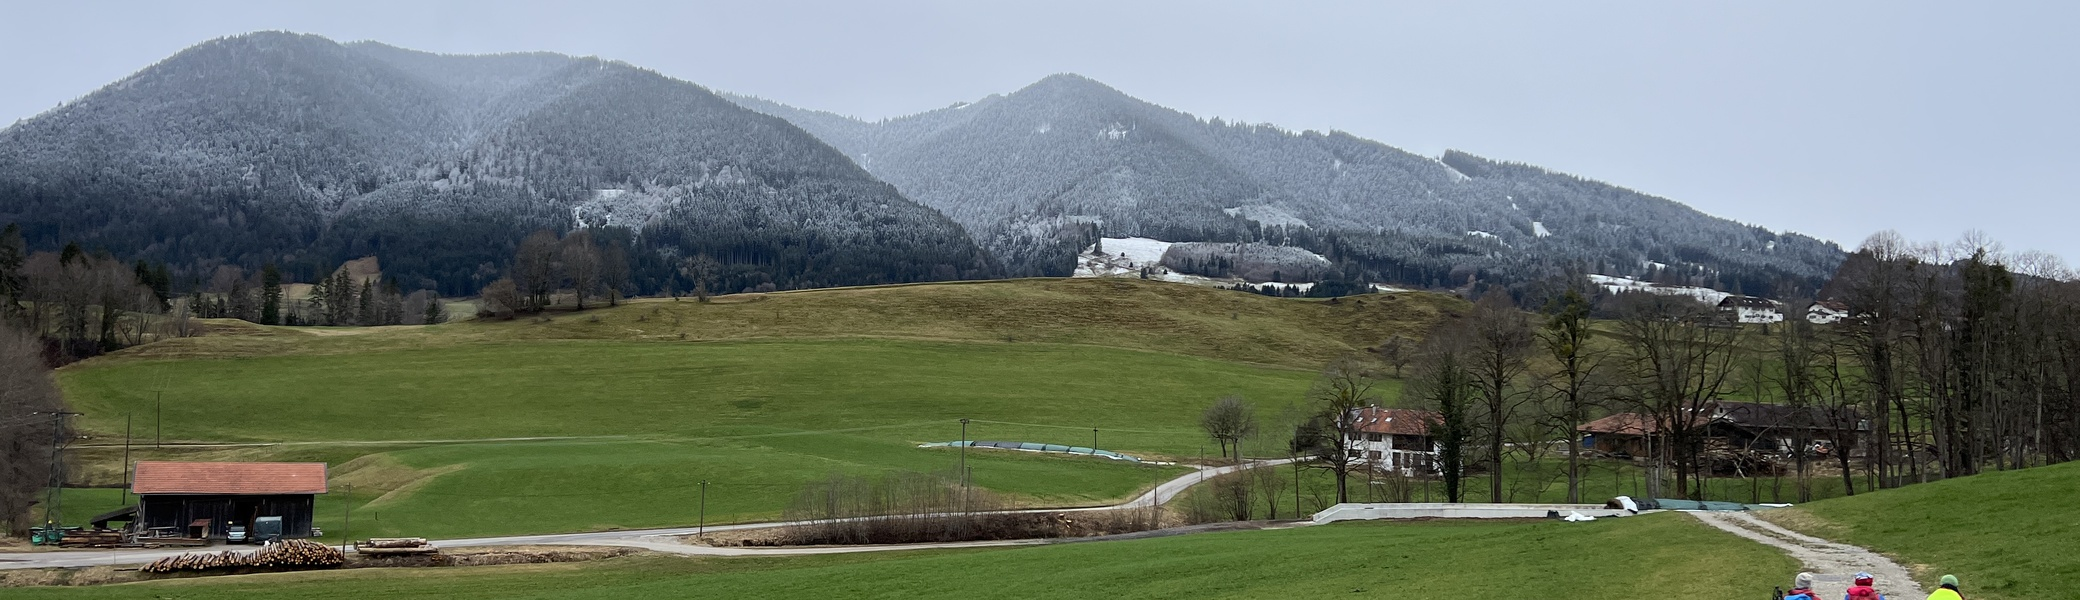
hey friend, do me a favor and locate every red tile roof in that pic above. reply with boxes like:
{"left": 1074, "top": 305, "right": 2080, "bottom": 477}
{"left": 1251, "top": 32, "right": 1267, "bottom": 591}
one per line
{"left": 1353, "top": 407, "right": 1435, "bottom": 436}
{"left": 132, "top": 461, "right": 329, "bottom": 495}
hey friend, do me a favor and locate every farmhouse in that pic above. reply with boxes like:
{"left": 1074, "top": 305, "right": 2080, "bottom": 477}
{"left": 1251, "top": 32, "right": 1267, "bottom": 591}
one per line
{"left": 129, "top": 461, "right": 328, "bottom": 541}
{"left": 1348, "top": 407, "right": 1441, "bottom": 476}
{"left": 1717, "top": 296, "right": 1785, "bottom": 324}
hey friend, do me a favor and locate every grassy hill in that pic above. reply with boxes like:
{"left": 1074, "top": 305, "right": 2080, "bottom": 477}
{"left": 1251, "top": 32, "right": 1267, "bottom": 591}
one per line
{"left": 109, "top": 278, "right": 1463, "bottom": 369}
{"left": 52, "top": 279, "right": 1458, "bottom": 538}
{"left": 1758, "top": 460, "right": 2080, "bottom": 600}
{"left": 13, "top": 514, "right": 1793, "bottom": 599}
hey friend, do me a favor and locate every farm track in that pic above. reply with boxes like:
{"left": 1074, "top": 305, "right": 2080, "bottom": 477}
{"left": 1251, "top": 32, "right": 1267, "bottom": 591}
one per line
{"left": 1689, "top": 511, "right": 1923, "bottom": 599}
{"left": 0, "top": 460, "right": 1285, "bottom": 569}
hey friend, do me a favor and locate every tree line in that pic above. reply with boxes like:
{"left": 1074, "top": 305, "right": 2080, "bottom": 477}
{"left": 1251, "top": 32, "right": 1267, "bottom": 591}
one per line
{"left": 1255, "top": 228, "right": 2080, "bottom": 507}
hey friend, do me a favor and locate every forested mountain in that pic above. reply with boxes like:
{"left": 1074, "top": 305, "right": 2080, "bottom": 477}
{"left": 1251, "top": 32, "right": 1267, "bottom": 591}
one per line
{"left": 0, "top": 32, "right": 991, "bottom": 295}
{"left": 728, "top": 75, "right": 1844, "bottom": 295}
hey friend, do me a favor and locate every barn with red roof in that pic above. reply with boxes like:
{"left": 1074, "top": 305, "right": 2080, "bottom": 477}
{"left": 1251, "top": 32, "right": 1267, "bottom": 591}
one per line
{"left": 131, "top": 461, "right": 328, "bottom": 541}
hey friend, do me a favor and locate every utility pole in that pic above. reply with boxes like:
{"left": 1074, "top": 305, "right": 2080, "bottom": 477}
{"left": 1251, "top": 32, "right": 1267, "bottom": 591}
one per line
{"left": 1092, "top": 426, "right": 1098, "bottom": 450}
{"left": 1293, "top": 460, "right": 1302, "bottom": 517}
{"left": 36, "top": 411, "right": 82, "bottom": 539}
{"left": 958, "top": 418, "right": 971, "bottom": 515}
{"left": 122, "top": 414, "right": 132, "bottom": 506}
{"left": 697, "top": 480, "right": 708, "bottom": 538}
{"left": 340, "top": 484, "right": 352, "bottom": 555}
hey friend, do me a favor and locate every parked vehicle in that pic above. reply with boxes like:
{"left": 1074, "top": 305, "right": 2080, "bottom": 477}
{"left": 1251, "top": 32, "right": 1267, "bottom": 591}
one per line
{"left": 252, "top": 517, "right": 284, "bottom": 543}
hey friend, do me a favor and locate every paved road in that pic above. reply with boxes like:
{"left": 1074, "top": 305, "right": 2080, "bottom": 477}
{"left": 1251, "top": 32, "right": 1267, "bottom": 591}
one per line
{"left": 0, "top": 459, "right": 1288, "bottom": 569}
{"left": 1690, "top": 511, "right": 1923, "bottom": 599}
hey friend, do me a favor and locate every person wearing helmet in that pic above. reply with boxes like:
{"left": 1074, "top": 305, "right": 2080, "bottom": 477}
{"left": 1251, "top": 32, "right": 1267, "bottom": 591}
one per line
{"left": 1926, "top": 574, "right": 1963, "bottom": 600}
{"left": 1845, "top": 572, "right": 1887, "bottom": 600}
{"left": 1781, "top": 572, "right": 1819, "bottom": 600}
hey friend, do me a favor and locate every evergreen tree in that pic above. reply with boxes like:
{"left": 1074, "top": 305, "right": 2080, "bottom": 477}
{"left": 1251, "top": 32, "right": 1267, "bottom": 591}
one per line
{"left": 259, "top": 263, "right": 283, "bottom": 325}
{"left": 357, "top": 279, "right": 376, "bottom": 326}
{"left": 423, "top": 293, "right": 447, "bottom": 325}
{"left": 0, "top": 224, "right": 22, "bottom": 310}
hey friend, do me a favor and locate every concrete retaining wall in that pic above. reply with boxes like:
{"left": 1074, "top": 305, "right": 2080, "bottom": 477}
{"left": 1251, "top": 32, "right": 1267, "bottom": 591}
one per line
{"left": 1310, "top": 503, "right": 1636, "bottom": 524}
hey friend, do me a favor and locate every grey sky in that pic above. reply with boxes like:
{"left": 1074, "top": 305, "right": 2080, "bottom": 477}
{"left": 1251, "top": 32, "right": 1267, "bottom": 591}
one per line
{"left": 5, "top": 1, "right": 2076, "bottom": 264}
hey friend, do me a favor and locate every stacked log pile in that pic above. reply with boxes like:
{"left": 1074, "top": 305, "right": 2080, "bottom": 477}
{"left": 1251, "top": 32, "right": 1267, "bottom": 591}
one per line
{"left": 141, "top": 540, "right": 344, "bottom": 573}
{"left": 355, "top": 537, "right": 438, "bottom": 555}
{"left": 58, "top": 529, "right": 126, "bottom": 548}
{"left": 251, "top": 539, "right": 346, "bottom": 568}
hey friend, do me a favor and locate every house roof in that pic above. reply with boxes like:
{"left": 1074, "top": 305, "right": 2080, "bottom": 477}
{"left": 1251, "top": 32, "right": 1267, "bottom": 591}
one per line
{"left": 1352, "top": 407, "right": 1434, "bottom": 436}
{"left": 133, "top": 461, "right": 329, "bottom": 495}
{"left": 1712, "top": 402, "right": 1858, "bottom": 430}
{"left": 1579, "top": 413, "right": 1662, "bottom": 436}
{"left": 1579, "top": 404, "right": 1860, "bottom": 436}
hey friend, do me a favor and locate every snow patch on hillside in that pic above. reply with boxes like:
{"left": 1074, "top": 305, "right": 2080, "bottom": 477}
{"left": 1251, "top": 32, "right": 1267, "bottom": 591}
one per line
{"left": 1074, "top": 237, "right": 1406, "bottom": 295}
{"left": 1466, "top": 230, "right": 1498, "bottom": 240}
{"left": 1532, "top": 221, "right": 1552, "bottom": 237}
{"left": 1223, "top": 205, "right": 1310, "bottom": 229}
{"left": 1588, "top": 274, "right": 1732, "bottom": 305}
{"left": 1093, "top": 237, "right": 1171, "bottom": 267}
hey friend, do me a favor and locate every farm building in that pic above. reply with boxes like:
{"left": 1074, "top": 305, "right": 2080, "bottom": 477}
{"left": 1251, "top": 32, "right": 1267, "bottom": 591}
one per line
{"left": 1347, "top": 407, "right": 1441, "bottom": 476}
{"left": 129, "top": 461, "right": 328, "bottom": 541}
{"left": 1578, "top": 402, "right": 1864, "bottom": 460}
{"left": 1577, "top": 413, "right": 1665, "bottom": 458}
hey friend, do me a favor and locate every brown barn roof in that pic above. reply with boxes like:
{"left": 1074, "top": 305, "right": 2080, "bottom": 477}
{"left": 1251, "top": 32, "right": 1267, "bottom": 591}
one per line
{"left": 133, "top": 461, "right": 329, "bottom": 495}
{"left": 1353, "top": 407, "right": 1435, "bottom": 436}
{"left": 1578, "top": 413, "right": 1663, "bottom": 436}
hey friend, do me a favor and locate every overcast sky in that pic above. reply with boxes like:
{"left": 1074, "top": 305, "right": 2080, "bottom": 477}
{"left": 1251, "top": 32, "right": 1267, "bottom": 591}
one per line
{"left": 4, "top": 1, "right": 2076, "bottom": 263}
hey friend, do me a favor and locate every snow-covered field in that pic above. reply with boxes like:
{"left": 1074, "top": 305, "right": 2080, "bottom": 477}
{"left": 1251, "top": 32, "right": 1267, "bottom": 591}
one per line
{"left": 1074, "top": 237, "right": 1407, "bottom": 295}
{"left": 1591, "top": 274, "right": 1848, "bottom": 324}
{"left": 1588, "top": 274, "right": 1734, "bottom": 306}
{"left": 1093, "top": 237, "right": 1172, "bottom": 268}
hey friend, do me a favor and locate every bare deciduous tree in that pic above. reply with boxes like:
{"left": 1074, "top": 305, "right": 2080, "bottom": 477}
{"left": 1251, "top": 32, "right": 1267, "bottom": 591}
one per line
{"left": 1200, "top": 395, "right": 1256, "bottom": 460}
{"left": 561, "top": 231, "right": 603, "bottom": 310}
{"left": 478, "top": 277, "right": 522, "bottom": 320}
{"left": 1615, "top": 294, "right": 1744, "bottom": 500}
{"left": 1292, "top": 357, "right": 1380, "bottom": 504}
{"left": 1, "top": 320, "right": 66, "bottom": 536}
{"left": 1467, "top": 287, "right": 1532, "bottom": 503}
{"left": 679, "top": 254, "right": 721, "bottom": 302}
{"left": 512, "top": 229, "right": 561, "bottom": 312}
{"left": 1537, "top": 288, "right": 1606, "bottom": 503}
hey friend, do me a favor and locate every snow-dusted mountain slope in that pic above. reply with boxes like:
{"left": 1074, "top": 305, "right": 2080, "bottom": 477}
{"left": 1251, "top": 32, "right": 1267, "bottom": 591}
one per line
{"left": 0, "top": 32, "right": 990, "bottom": 294}
{"left": 727, "top": 75, "right": 1844, "bottom": 295}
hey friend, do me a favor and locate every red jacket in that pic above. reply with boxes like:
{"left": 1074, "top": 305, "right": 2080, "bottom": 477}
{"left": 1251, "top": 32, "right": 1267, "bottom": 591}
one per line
{"left": 1845, "top": 585, "right": 1884, "bottom": 599}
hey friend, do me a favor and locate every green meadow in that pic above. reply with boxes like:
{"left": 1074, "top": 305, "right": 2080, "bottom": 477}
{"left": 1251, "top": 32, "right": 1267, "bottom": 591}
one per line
{"left": 12, "top": 513, "right": 1792, "bottom": 600}
{"left": 1760, "top": 460, "right": 2080, "bottom": 600}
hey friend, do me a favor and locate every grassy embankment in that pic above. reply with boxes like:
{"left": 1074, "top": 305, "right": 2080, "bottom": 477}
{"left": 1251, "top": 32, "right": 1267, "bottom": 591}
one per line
{"left": 1759, "top": 459, "right": 2080, "bottom": 600}
{"left": 12, "top": 513, "right": 1793, "bottom": 599}
{"left": 48, "top": 279, "right": 1457, "bottom": 539}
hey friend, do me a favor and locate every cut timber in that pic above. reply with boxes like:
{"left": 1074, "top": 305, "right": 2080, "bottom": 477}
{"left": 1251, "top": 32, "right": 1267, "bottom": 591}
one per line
{"left": 355, "top": 546, "right": 440, "bottom": 555}
{"left": 362, "top": 537, "right": 430, "bottom": 548}
{"left": 355, "top": 537, "right": 438, "bottom": 555}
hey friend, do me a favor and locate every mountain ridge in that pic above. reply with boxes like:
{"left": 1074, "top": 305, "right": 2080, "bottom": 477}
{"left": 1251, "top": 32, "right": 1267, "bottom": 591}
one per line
{"left": 725, "top": 73, "right": 1845, "bottom": 296}
{"left": 0, "top": 31, "right": 993, "bottom": 295}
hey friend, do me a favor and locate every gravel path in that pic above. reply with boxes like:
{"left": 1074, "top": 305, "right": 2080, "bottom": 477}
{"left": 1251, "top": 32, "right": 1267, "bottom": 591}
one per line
{"left": 1690, "top": 511, "right": 1922, "bottom": 599}
{"left": 0, "top": 459, "right": 1289, "bottom": 570}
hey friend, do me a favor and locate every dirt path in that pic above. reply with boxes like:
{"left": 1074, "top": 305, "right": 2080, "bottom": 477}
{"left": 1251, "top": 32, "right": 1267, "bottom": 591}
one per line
{"left": 1690, "top": 511, "right": 1922, "bottom": 599}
